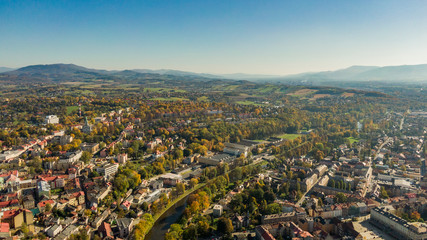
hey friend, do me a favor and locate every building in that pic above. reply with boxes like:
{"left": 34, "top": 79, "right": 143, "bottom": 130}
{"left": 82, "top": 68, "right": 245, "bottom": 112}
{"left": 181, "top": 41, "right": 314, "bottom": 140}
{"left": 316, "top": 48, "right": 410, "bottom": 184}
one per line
{"left": 60, "top": 135, "right": 73, "bottom": 145}
{"left": 1, "top": 209, "right": 34, "bottom": 231}
{"left": 116, "top": 218, "right": 135, "bottom": 238}
{"left": 96, "top": 163, "right": 119, "bottom": 179}
{"left": 117, "top": 153, "right": 128, "bottom": 164}
{"left": 159, "top": 173, "right": 183, "bottom": 186}
{"left": 223, "top": 143, "right": 250, "bottom": 157}
{"left": 262, "top": 212, "right": 305, "bottom": 224}
{"left": 0, "top": 150, "right": 24, "bottom": 162}
{"left": 22, "top": 194, "right": 35, "bottom": 209}
{"left": 38, "top": 199, "right": 55, "bottom": 212}
{"left": 213, "top": 205, "right": 223, "bottom": 217}
{"left": 0, "top": 222, "right": 10, "bottom": 238}
{"left": 81, "top": 142, "right": 99, "bottom": 154}
{"left": 370, "top": 206, "right": 427, "bottom": 240}
{"left": 45, "top": 115, "right": 59, "bottom": 124}
{"left": 98, "top": 222, "right": 114, "bottom": 239}
{"left": 82, "top": 117, "right": 93, "bottom": 134}
{"left": 198, "top": 153, "right": 235, "bottom": 166}
{"left": 37, "top": 180, "right": 51, "bottom": 198}
{"left": 46, "top": 224, "right": 63, "bottom": 237}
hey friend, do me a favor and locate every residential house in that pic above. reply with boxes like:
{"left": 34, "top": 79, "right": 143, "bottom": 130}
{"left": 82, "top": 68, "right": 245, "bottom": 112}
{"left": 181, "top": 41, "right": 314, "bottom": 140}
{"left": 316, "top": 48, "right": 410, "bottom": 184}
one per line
{"left": 116, "top": 218, "right": 135, "bottom": 238}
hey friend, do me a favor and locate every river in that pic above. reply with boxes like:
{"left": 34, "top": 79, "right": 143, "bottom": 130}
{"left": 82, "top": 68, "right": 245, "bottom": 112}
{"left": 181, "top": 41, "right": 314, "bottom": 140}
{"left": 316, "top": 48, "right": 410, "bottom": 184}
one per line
{"left": 145, "top": 195, "right": 189, "bottom": 240}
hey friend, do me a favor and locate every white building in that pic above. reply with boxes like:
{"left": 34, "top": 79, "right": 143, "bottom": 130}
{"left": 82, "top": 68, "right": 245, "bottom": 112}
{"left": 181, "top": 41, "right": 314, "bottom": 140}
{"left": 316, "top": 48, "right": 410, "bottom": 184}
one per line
{"left": 213, "top": 205, "right": 223, "bottom": 217}
{"left": 371, "top": 206, "right": 427, "bottom": 240}
{"left": 97, "top": 163, "right": 119, "bottom": 178}
{"left": 46, "top": 224, "right": 62, "bottom": 237}
{"left": 223, "top": 143, "right": 249, "bottom": 157}
{"left": 45, "top": 115, "right": 59, "bottom": 124}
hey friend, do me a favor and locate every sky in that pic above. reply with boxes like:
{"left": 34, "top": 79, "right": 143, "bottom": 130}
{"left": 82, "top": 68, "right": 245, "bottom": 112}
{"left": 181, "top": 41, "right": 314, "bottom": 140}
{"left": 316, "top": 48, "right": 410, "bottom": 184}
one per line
{"left": 1, "top": 0, "right": 427, "bottom": 75}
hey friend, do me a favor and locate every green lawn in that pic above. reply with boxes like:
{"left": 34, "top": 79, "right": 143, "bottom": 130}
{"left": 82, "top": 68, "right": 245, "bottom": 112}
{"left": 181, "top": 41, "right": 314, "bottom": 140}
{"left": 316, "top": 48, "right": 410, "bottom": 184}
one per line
{"left": 196, "top": 96, "right": 209, "bottom": 102}
{"left": 151, "top": 97, "right": 189, "bottom": 101}
{"left": 66, "top": 106, "right": 79, "bottom": 115}
{"left": 144, "top": 87, "right": 186, "bottom": 93}
{"left": 346, "top": 137, "right": 360, "bottom": 144}
{"left": 277, "top": 133, "right": 301, "bottom": 140}
{"left": 236, "top": 100, "right": 262, "bottom": 106}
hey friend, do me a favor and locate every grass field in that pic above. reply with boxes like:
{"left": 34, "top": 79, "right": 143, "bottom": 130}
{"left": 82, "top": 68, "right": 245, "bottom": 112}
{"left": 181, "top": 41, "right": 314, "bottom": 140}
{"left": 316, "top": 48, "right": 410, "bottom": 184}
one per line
{"left": 287, "top": 89, "right": 318, "bottom": 97}
{"left": 277, "top": 133, "right": 301, "bottom": 140}
{"left": 66, "top": 106, "right": 79, "bottom": 115}
{"left": 346, "top": 137, "right": 360, "bottom": 144}
{"left": 151, "top": 97, "right": 189, "bottom": 101}
{"left": 145, "top": 87, "right": 186, "bottom": 93}
{"left": 197, "top": 96, "right": 209, "bottom": 102}
{"left": 236, "top": 100, "right": 263, "bottom": 106}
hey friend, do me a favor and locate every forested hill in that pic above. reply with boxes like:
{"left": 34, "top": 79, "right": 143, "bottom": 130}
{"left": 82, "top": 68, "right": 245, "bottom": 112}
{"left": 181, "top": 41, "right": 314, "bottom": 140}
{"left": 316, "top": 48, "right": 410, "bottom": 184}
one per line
{"left": 0, "top": 64, "right": 234, "bottom": 85}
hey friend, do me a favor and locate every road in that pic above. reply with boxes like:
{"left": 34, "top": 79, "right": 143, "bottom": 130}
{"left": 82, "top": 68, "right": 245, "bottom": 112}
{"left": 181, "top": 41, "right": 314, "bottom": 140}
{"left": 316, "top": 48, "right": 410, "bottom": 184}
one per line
{"left": 374, "top": 137, "right": 392, "bottom": 160}
{"left": 296, "top": 175, "right": 322, "bottom": 206}
{"left": 399, "top": 116, "right": 405, "bottom": 130}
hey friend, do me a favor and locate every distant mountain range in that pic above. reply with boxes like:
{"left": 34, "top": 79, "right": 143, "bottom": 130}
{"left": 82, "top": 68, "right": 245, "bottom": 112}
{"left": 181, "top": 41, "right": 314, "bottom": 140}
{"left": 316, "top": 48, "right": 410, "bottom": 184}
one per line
{"left": 0, "top": 67, "right": 15, "bottom": 73}
{"left": 0, "top": 64, "right": 237, "bottom": 87}
{"left": 1, "top": 63, "right": 427, "bottom": 84}
{"left": 259, "top": 65, "right": 427, "bottom": 83}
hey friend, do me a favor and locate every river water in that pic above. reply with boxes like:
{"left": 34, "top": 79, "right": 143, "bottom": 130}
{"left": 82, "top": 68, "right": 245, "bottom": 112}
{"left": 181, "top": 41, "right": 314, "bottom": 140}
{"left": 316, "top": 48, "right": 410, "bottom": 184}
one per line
{"left": 145, "top": 195, "right": 189, "bottom": 240}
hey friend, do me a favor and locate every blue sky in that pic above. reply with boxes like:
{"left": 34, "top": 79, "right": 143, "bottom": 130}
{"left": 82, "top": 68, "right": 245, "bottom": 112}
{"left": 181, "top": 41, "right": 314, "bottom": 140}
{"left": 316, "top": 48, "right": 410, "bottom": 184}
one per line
{"left": 1, "top": 0, "right": 427, "bottom": 75}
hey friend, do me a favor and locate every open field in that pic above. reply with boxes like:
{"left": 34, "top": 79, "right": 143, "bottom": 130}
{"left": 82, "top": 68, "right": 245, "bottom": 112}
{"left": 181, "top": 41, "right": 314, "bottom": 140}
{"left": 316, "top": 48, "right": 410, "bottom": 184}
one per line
{"left": 236, "top": 100, "right": 262, "bottom": 106}
{"left": 277, "top": 133, "right": 301, "bottom": 140}
{"left": 197, "top": 96, "right": 209, "bottom": 102}
{"left": 342, "top": 92, "right": 355, "bottom": 97}
{"left": 287, "top": 88, "right": 318, "bottom": 97}
{"left": 66, "top": 106, "right": 79, "bottom": 115}
{"left": 144, "top": 87, "right": 186, "bottom": 93}
{"left": 151, "top": 97, "right": 189, "bottom": 101}
{"left": 311, "top": 94, "right": 332, "bottom": 100}
{"left": 346, "top": 137, "right": 360, "bottom": 144}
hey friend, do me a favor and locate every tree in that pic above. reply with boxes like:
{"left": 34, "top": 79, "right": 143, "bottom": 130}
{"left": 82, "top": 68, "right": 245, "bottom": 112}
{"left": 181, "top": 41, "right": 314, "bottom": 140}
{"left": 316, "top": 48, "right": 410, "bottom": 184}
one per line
{"left": 411, "top": 211, "right": 421, "bottom": 221}
{"left": 190, "top": 178, "right": 198, "bottom": 189}
{"left": 80, "top": 151, "right": 92, "bottom": 163}
{"left": 45, "top": 203, "right": 52, "bottom": 212}
{"left": 141, "top": 202, "right": 149, "bottom": 211}
{"left": 21, "top": 222, "right": 29, "bottom": 235}
{"left": 265, "top": 203, "right": 281, "bottom": 214}
{"left": 197, "top": 220, "right": 210, "bottom": 237}
{"left": 218, "top": 217, "right": 233, "bottom": 235}
{"left": 335, "top": 193, "right": 347, "bottom": 203}
{"left": 182, "top": 224, "right": 198, "bottom": 240}
{"left": 176, "top": 183, "right": 185, "bottom": 194}
{"left": 190, "top": 201, "right": 200, "bottom": 214}
{"left": 380, "top": 187, "right": 389, "bottom": 199}
{"left": 165, "top": 224, "right": 183, "bottom": 240}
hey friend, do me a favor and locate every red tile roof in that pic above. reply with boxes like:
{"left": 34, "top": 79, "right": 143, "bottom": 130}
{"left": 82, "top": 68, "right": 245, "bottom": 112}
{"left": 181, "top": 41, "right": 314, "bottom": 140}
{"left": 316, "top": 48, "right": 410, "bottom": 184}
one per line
{"left": 38, "top": 199, "right": 55, "bottom": 208}
{"left": 0, "top": 223, "right": 9, "bottom": 233}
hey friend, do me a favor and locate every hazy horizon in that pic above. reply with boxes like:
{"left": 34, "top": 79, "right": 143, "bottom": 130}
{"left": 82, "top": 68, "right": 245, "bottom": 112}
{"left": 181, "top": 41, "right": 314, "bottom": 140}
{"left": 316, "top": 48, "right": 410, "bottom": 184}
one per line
{"left": 2, "top": 0, "right": 427, "bottom": 75}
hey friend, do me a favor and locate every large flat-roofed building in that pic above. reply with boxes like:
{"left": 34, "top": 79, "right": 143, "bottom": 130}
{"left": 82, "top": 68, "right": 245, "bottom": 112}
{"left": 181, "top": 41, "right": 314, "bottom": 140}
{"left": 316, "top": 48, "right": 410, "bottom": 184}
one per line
{"left": 45, "top": 115, "right": 59, "bottom": 124}
{"left": 198, "top": 153, "right": 235, "bottom": 166}
{"left": 80, "top": 142, "right": 99, "bottom": 154}
{"left": 223, "top": 143, "right": 250, "bottom": 157}
{"left": 370, "top": 206, "right": 427, "bottom": 240}
{"left": 96, "top": 163, "right": 119, "bottom": 179}
{"left": 261, "top": 211, "right": 306, "bottom": 224}
{"left": 159, "top": 173, "right": 183, "bottom": 186}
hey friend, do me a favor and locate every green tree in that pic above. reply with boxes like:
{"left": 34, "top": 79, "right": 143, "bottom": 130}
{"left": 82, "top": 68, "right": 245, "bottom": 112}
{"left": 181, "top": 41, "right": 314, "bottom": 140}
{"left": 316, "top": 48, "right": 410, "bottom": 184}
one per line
{"left": 80, "top": 151, "right": 92, "bottom": 163}
{"left": 176, "top": 182, "right": 185, "bottom": 194}
{"left": 217, "top": 217, "right": 233, "bottom": 235}
{"left": 335, "top": 193, "right": 347, "bottom": 203}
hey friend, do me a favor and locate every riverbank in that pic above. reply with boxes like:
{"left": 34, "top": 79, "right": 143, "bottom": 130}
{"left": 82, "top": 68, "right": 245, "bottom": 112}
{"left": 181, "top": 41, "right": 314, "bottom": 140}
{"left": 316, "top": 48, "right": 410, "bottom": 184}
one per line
{"left": 142, "top": 183, "right": 206, "bottom": 239}
{"left": 153, "top": 183, "right": 206, "bottom": 223}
